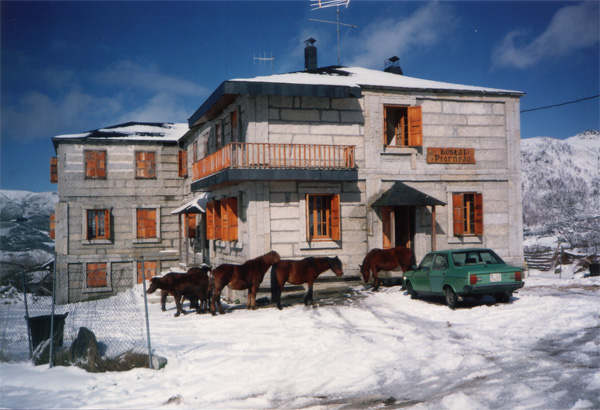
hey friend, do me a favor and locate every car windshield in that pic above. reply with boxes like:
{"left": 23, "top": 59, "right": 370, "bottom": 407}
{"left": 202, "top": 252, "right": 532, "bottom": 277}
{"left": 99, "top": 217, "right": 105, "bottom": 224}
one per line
{"left": 452, "top": 250, "right": 505, "bottom": 267}
{"left": 418, "top": 253, "right": 435, "bottom": 270}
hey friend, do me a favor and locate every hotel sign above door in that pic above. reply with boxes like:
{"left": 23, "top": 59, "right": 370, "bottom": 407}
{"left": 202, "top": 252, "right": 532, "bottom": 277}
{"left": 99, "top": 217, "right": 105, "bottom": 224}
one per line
{"left": 426, "top": 148, "right": 475, "bottom": 164}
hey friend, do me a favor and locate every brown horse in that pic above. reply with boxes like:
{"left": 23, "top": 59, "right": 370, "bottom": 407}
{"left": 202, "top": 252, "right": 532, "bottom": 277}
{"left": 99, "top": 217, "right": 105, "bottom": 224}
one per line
{"left": 270, "top": 256, "right": 344, "bottom": 310}
{"left": 147, "top": 266, "right": 211, "bottom": 316}
{"left": 359, "top": 246, "right": 414, "bottom": 291}
{"left": 210, "top": 251, "right": 281, "bottom": 315}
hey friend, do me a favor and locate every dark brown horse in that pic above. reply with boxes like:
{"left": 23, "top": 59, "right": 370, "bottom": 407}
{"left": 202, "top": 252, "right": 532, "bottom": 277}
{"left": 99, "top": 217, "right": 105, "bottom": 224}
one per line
{"left": 147, "top": 266, "right": 211, "bottom": 317}
{"left": 210, "top": 251, "right": 281, "bottom": 315}
{"left": 270, "top": 256, "right": 343, "bottom": 310}
{"left": 359, "top": 246, "right": 414, "bottom": 291}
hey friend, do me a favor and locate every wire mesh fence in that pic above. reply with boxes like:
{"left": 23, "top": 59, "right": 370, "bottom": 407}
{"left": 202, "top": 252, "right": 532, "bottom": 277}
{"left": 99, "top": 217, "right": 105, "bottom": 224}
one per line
{"left": 0, "top": 256, "right": 153, "bottom": 369}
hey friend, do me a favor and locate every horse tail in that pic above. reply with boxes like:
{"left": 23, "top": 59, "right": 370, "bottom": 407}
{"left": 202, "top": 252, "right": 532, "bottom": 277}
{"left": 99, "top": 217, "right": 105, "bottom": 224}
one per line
{"left": 270, "top": 263, "right": 280, "bottom": 304}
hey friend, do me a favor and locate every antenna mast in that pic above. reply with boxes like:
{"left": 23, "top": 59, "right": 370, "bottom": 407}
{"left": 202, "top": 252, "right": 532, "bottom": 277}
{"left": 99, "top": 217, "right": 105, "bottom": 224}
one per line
{"left": 253, "top": 52, "right": 275, "bottom": 74}
{"left": 310, "top": 0, "right": 356, "bottom": 66}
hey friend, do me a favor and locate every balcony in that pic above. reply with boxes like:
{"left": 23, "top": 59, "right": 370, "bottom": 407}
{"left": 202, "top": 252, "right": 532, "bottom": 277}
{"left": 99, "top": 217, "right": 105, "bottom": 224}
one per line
{"left": 191, "top": 142, "right": 357, "bottom": 190}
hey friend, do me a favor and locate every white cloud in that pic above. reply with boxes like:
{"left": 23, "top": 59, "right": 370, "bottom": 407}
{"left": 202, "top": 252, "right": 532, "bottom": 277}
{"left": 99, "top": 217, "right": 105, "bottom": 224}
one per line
{"left": 95, "top": 60, "right": 209, "bottom": 97}
{"left": 115, "top": 93, "right": 191, "bottom": 125}
{"left": 492, "top": 2, "right": 600, "bottom": 69}
{"left": 345, "top": 2, "right": 456, "bottom": 69}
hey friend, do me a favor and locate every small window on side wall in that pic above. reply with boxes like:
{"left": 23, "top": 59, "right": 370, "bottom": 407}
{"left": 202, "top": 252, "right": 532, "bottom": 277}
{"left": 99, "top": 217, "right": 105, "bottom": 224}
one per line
{"left": 383, "top": 105, "right": 422, "bottom": 147}
{"left": 87, "top": 263, "right": 107, "bottom": 288}
{"left": 453, "top": 193, "right": 483, "bottom": 236}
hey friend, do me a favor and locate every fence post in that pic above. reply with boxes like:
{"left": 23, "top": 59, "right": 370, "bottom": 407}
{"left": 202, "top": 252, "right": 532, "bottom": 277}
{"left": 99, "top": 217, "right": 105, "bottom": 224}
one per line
{"left": 21, "top": 267, "right": 33, "bottom": 359}
{"left": 141, "top": 256, "right": 153, "bottom": 369}
{"left": 49, "top": 258, "right": 57, "bottom": 368}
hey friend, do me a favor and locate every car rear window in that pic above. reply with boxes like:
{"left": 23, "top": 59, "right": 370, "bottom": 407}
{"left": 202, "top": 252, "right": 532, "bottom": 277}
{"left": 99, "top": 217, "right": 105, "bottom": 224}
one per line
{"left": 452, "top": 250, "right": 505, "bottom": 266}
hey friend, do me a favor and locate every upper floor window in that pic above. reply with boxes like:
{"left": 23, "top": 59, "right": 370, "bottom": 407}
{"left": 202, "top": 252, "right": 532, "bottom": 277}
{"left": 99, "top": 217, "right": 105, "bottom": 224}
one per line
{"left": 87, "top": 209, "right": 111, "bottom": 240}
{"left": 384, "top": 105, "right": 422, "bottom": 147}
{"left": 178, "top": 150, "right": 188, "bottom": 177}
{"left": 136, "top": 151, "right": 156, "bottom": 179}
{"left": 230, "top": 110, "right": 238, "bottom": 142}
{"left": 306, "top": 194, "right": 340, "bottom": 241}
{"left": 453, "top": 193, "right": 483, "bottom": 236}
{"left": 215, "top": 122, "right": 222, "bottom": 150}
{"left": 85, "top": 150, "right": 107, "bottom": 179}
{"left": 136, "top": 208, "right": 157, "bottom": 239}
{"left": 50, "top": 157, "right": 58, "bottom": 183}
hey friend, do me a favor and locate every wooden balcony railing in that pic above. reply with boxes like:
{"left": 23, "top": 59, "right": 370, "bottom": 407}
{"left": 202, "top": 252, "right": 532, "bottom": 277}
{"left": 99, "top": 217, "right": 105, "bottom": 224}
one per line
{"left": 193, "top": 142, "right": 356, "bottom": 181}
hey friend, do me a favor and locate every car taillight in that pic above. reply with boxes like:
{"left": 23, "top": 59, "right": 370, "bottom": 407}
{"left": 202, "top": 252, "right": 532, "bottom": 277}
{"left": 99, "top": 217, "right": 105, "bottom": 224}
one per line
{"left": 470, "top": 274, "right": 478, "bottom": 285}
{"left": 515, "top": 271, "right": 522, "bottom": 281}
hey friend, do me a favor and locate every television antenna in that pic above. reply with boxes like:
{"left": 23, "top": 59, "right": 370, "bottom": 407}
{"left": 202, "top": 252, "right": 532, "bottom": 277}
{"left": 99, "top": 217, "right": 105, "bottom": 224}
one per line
{"left": 253, "top": 52, "right": 275, "bottom": 74}
{"left": 310, "top": 0, "right": 356, "bottom": 66}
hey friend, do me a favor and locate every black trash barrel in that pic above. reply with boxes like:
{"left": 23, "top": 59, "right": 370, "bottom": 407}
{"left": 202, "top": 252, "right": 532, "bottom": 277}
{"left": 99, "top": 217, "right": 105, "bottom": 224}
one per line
{"left": 590, "top": 263, "right": 600, "bottom": 277}
{"left": 27, "top": 313, "right": 68, "bottom": 350}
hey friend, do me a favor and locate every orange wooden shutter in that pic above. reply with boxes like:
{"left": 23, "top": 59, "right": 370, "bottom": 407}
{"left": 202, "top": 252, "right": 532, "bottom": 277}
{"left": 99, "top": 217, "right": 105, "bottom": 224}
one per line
{"left": 474, "top": 193, "right": 484, "bottom": 236}
{"left": 49, "top": 213, "right": 56, "bottom": 239}
{"left": 227, "top": 198, "right": 238, "bottom": 241}
{"left": 453, "top": 194, "right": 465, "bottom": 236}
{"left": 220, "top": 200, "right": 229, "bottom": 241}
{"left": 50, "top": 157, "right": 58, "bottom": 183}
{"left": 136, "top": 209, "right": 146, "bottom": 238}
{"left": 407, "top": 106, "right": 422, "bottom": 147}
{"left": 178, "top": 150, "right": 188, "bottom": 177}
{"left": 147, "top": 209, "right": 157, "bottom": 238}
{"left": 187, "top": 214, "right": 197, "bottom": 238}
{"left": 231, "top": 110, "right": 238, "bottom": 142}
{"left": 383, "top": 106, "right": 389, "bottom": 145}
{"left": 206, "top": 202, "right": 216, "bottom": 240}
{"left": 214, "top": 200, "right": 222, "bottom": 240}
{"left": 103, "top": 209, "right": 111, "bottom": 239}
{"left": 87, "top": 263, "right": 107, "bottom": 287}
{"left": 382, "top": 206, "right": 392, "bottom": 249}
{"left": 96, "top": 151, "right": 107, "bottom": 178}
{"left": 137, "top": 261, "right": 157, "bottom": 284}
{"left": 330, "top": 194, "right": 340, "bottom": 241}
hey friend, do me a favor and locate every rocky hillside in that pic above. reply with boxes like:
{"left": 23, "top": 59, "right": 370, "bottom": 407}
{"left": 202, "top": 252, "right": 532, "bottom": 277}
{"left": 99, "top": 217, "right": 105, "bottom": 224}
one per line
{"left": 521, "top": 130, "right": 600, "bottom": 251}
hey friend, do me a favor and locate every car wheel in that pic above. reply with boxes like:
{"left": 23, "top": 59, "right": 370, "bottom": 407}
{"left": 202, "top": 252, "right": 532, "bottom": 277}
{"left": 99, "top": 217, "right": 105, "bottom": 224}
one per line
{"left": 495, "top": 292, "right": 512, "bottom": 303}
{"left": 406, "top": 281, "right": 418, "bottom": 299}
{"left": 445, "top": 287, "right": 459, "bottom": 309}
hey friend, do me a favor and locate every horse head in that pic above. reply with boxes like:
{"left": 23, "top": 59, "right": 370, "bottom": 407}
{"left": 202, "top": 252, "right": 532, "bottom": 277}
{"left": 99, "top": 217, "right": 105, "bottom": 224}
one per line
{"left": 147, "top": 277, "right": 159, "bottom": 294}
{"left": 358, "top": 264, "right": 370, "bottom": 283}
{"left": 328, "top": 256, "right": 344, "bottom": 277}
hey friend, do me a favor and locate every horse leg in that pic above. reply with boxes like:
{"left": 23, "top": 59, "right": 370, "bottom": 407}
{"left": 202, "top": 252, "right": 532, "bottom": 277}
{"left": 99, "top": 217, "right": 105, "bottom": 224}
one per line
{"left": 248, "top": 284, "right": 258, "bottom": 310}
{"left": 304, "top": 281, "right": 314, "bottom": 305}
{"left": 160, "top": 290, "right": 168, "bottom": 311}
{"left": 372, "top": 268, "right": 380, "bottom": 291}
{"left": 210, "top": 286, "right": 222, "bottom": 315}
{"left": 276, "top": 282, "right": 284, "bottom": 310}
{"left": 174, "top": 293, "right": 186, "bottom": 317}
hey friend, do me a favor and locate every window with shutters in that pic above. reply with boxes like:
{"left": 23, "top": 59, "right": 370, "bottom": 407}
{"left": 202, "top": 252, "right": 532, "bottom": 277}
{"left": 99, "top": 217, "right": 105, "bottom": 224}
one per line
{"left": 49, "top": 213, "right": 56, "bottom": 239}
{"left": 137, "top": 260, "right": 157, "bottom": 284}
{"left": 135, "top": 151, "right": 156, "bottom": 179}
{"left": 87, "top": 209, "right": 111, "bottom": 240}
{"left": 384, "top": 105, "right": 422, "bottom": 147}
{"left": 87, "top": 263, "right": 108, "bottom": 288}
{"left": 206, "top": 197, "right": 239, "bottom": 242}
{"left": 306, "top": 194, "right": 340, "bottom": 241}
{"left": 85, "top": 150, "right": 107, "bottom": 179}
{"left": 178, "top": 150, "right": 188, "bottom": 177}
{"left": 452, "top": 193, "right": 483, "bottom": 236}
{"left": 187, "top": 214, "right": 197, "bottom": 239}
{"left": 136, "top": 208, "right": 157, "bottom": 239}
{"left": 50, "top": 157, "right": 58, "bottom": 183}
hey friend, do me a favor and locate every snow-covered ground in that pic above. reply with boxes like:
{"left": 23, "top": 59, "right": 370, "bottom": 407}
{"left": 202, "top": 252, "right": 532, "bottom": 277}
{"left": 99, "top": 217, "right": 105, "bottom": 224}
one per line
{"left": 1, "top": 268, "right": 599, "bottom": 410}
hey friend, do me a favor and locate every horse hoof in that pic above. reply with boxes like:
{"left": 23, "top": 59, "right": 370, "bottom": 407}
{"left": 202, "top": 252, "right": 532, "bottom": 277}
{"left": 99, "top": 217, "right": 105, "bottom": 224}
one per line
{"left": 174, "top": 313, "right": 180, "bottom": 317}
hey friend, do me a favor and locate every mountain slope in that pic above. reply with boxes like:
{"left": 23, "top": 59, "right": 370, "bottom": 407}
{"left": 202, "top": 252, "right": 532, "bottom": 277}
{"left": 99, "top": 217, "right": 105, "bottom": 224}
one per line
{"left": 521, "top": 130, "right": 600, "bottom": 250}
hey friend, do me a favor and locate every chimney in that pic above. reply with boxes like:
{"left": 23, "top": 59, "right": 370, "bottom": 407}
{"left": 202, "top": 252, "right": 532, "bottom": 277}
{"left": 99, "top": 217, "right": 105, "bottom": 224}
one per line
{"left": 304, "top": 38, "right": 318, "bottom": 71}
{"left": 384, "top": 56, "right": 403, "bottom": 75}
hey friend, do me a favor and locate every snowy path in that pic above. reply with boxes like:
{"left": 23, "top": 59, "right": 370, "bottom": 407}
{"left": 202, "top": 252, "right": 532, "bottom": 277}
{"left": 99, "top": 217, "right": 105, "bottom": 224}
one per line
{"left": 1, "top": 272, "right": 599, "bottom": 409}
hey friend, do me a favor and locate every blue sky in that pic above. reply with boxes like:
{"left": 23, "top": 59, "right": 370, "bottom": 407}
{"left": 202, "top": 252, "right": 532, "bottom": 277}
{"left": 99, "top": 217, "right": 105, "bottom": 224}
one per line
{"left": 1, "top": 0, "right": 598, "bottom": 192}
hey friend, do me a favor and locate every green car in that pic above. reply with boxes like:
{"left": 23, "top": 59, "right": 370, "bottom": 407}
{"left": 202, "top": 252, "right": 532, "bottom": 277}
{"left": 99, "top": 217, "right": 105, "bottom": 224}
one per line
{"left": 403, "top": 248, "right": 524, "bottom": 309}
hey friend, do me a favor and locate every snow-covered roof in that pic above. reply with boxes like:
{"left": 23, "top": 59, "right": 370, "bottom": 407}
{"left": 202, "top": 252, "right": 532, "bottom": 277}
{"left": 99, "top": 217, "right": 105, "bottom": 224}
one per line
{"left": 189, "top": 66, "right": 523, "bottom": 127}
{"left": 232, "top": 66, "right": 523, "bottom": 95}
{"left": 53, "top": 122, "right": 188, "bottom": 145}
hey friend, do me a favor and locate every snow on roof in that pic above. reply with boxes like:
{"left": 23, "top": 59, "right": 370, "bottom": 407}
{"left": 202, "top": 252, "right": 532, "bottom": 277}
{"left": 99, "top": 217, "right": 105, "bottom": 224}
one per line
{"left": 232, "top": 66, "right": 523, "bottom": 95}
{"left": 53, "top": 122, "right": 189, "bottom": 142}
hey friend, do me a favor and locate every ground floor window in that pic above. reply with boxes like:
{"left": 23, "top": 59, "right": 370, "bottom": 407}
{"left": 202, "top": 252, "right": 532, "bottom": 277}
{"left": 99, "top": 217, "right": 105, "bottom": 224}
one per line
{"left": 452, "top": 192, "right": 483, "bottom": 236}
{"left": 87, "top": 262, "right": 107, "bottom": 288}
{"left": 207, "top": 197, "right": 238, "bottom": 241}
{"left": 306, "top": 194, "right": 340, "bottom": 241}
{"left": 137, "top": 261, "right": 157, "bottom": 284}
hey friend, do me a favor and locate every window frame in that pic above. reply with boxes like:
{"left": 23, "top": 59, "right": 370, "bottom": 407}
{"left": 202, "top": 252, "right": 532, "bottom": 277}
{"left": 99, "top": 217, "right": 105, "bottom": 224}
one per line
{"left": 135, "top": 151, "right": 156, "bottom": 179}
{"left": 84, "top": 150, "right": 107, "bottom": 180}
{"left": 452, "top": 192, "right": 483, "bottom": 237}
{"left": 86, "top": 209, "right": 111, "bottom": 241}
{"left": 305, "top": 194, "right": 341, "bottom": 242}
{"left": 383, "top": 105, "right": 422, "bottom": 148}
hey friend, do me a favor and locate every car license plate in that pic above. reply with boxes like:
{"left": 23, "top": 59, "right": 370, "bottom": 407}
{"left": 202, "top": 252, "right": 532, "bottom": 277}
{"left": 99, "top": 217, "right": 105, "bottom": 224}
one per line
{"left": 490, "top": 273, "right": 502, "bottom": 282}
